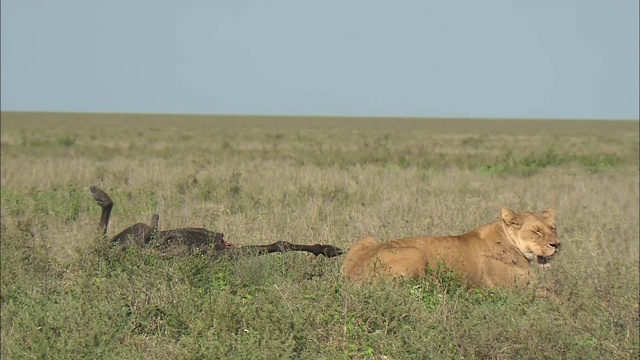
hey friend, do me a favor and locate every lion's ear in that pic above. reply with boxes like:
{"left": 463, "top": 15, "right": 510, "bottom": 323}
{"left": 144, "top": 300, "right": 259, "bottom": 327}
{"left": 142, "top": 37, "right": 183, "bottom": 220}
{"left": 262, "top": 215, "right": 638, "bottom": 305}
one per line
{"left": 501, "top": 208, "right": 521, "bottom": 228}
{"left": 542, "top": 208, "right": 555, "bottom": 222}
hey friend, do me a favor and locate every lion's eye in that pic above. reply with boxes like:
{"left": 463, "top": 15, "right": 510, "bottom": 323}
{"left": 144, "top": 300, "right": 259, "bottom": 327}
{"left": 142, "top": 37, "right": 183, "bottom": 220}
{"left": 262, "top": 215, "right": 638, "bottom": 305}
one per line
{"left": 535, "top": 230, "right": 542, "bottom": 236}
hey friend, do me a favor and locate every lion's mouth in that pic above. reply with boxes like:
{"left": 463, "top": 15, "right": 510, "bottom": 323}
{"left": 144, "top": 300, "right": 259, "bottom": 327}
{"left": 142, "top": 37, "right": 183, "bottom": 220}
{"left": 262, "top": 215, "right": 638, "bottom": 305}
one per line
{"left": 536, "top": 255, "right": 552, "bottom": 268}
{"left": 223, "top": 240, "right": 236, "bottom": 249}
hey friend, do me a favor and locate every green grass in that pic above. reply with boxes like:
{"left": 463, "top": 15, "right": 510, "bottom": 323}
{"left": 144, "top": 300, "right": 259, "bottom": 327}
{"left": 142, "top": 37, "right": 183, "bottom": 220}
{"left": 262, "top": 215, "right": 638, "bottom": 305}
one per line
{"left": 1, "top": 112, "right": 638, "bottom": 359}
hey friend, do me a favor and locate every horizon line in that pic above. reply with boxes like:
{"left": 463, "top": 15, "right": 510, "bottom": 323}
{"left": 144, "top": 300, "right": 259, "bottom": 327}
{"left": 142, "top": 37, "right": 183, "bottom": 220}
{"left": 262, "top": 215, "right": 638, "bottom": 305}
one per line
{"left": 1, "top": 110, "right": 638, "bottom": 122}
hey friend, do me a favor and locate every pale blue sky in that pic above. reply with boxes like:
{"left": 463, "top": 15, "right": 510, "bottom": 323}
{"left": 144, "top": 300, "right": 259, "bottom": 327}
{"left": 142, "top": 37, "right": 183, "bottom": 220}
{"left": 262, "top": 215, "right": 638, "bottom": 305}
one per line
{"left": 2, "top": 1, "right": 638, "bottom": 119}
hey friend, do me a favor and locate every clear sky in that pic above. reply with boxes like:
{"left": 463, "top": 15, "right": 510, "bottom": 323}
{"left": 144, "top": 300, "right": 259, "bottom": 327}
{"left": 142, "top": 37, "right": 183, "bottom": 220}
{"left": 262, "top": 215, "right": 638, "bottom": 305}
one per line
{"left": 1, "top": 1, "right": 638, "bottom": 119}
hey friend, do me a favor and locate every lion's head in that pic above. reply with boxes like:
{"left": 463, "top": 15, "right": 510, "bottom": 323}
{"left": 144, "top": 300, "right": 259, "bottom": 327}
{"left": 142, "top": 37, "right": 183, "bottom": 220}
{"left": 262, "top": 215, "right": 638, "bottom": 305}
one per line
{"left": 501, "top": 208, "right": 560, "bottom": 267}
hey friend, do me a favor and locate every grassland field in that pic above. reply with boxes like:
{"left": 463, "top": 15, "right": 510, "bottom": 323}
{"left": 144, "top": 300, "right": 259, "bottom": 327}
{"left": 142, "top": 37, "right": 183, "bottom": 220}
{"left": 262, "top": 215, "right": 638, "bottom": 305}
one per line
{"left": 1, "top": 111, "right": 638, "bottom": 359}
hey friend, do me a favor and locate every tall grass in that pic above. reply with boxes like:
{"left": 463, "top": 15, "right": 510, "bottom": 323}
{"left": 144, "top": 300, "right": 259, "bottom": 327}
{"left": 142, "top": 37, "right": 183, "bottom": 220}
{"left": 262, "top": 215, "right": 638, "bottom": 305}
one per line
{"left": 1, "top": 112, "right": 638, "bottom": 359}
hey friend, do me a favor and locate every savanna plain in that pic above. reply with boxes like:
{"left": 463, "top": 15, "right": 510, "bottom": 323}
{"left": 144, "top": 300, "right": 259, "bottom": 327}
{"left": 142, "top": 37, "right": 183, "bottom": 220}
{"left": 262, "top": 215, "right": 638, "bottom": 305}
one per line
{"left": 1, "top": 112, "right": 638, "bottom": 359}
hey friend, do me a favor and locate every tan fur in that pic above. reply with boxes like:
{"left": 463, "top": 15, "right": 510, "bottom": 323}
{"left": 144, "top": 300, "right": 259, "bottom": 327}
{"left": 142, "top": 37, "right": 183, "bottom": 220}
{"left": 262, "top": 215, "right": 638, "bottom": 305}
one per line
{"left": 341, "top": 208, "right": 560, "bottom": 288}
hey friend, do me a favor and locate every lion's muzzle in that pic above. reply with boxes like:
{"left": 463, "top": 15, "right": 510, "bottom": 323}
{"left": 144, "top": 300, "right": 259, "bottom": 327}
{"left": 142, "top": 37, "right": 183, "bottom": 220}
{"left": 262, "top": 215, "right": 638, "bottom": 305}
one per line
{"left": 537, "top": 241, "right": 560, "bottom": 268}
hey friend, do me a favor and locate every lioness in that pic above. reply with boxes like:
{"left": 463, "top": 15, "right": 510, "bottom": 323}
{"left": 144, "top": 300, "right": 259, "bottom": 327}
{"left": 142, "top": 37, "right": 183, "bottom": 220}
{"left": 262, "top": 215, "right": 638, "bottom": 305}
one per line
{"left": 341, "top": 208, "right": 560, "bottom": 288}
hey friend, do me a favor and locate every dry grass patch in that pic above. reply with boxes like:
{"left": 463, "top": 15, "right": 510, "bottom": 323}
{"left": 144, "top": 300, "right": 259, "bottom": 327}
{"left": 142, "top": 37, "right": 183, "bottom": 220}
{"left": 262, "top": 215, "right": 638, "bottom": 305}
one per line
{"left": 1, "top": 112, "right": 638, "bottom": 359}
